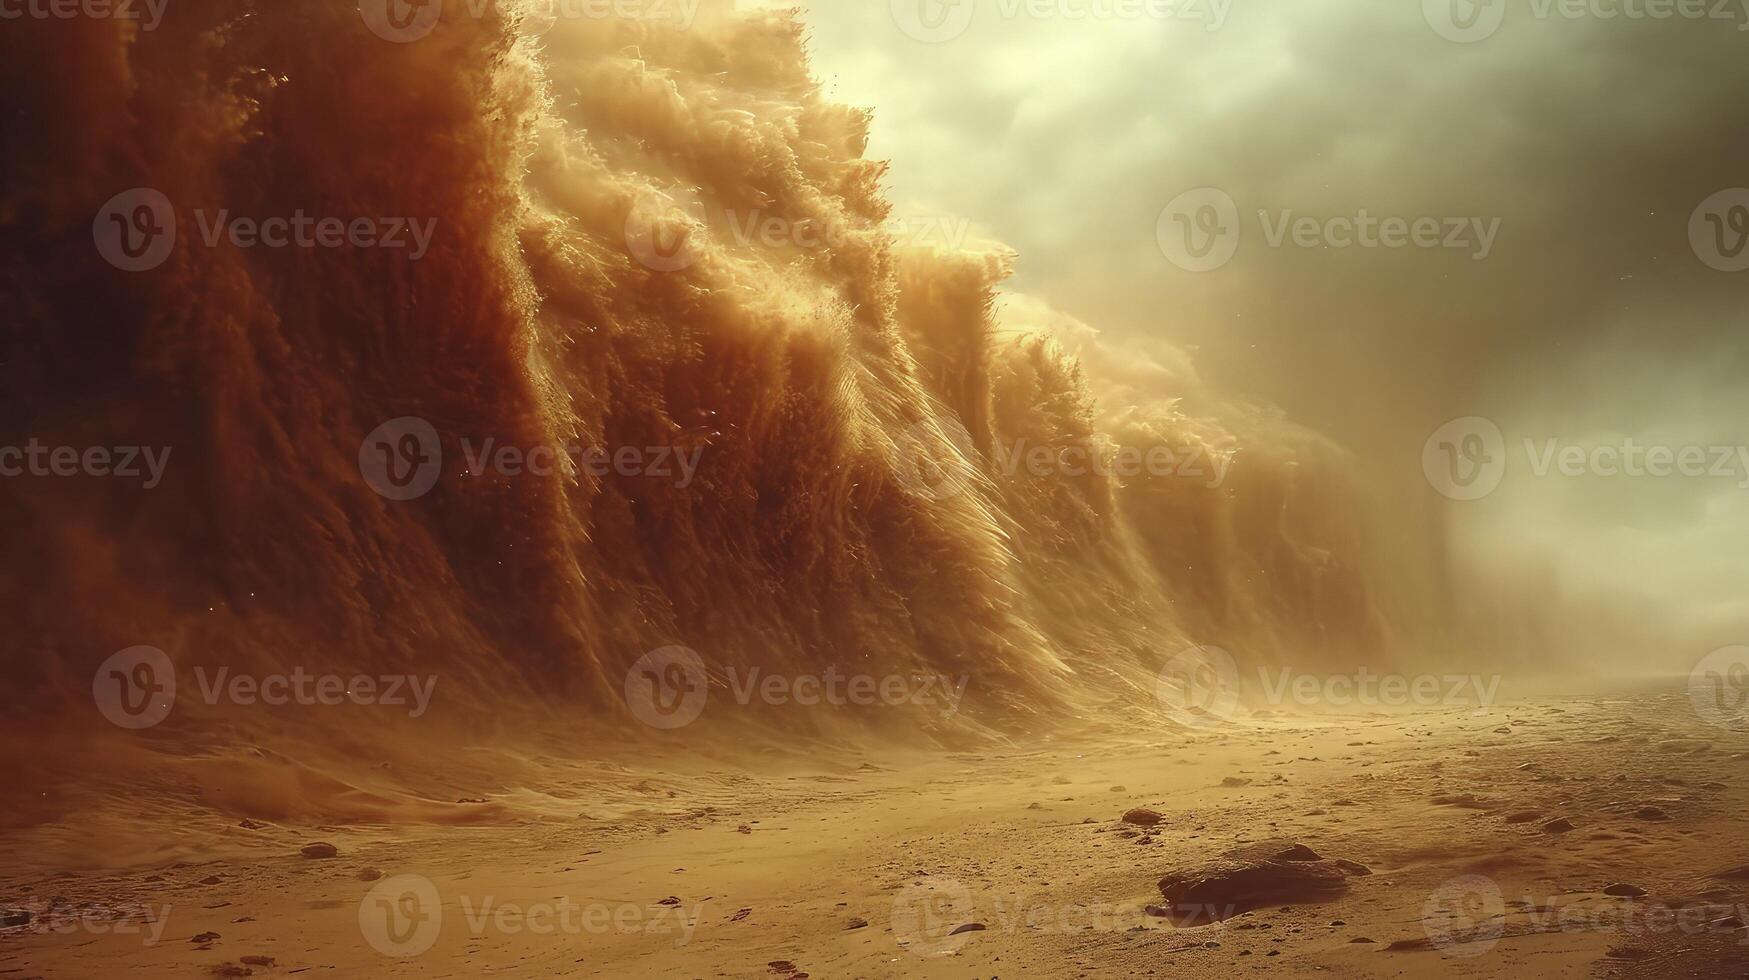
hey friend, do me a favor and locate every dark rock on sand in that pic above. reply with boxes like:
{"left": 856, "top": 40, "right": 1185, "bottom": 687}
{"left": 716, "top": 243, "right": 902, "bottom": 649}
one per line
{"left": 1123, "top": 808, "right": 1164, "bottom": 827}
{"left": 1156, "top": 841, "right": 1353, "bottom": 925}
{"left": 300, "top": 842, "right": 338, "bottom": 859}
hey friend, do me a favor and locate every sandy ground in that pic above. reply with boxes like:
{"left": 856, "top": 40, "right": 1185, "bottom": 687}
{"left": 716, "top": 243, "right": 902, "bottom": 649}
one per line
{"left": 5, "top": 688, "right": 1749, "bottom": 979}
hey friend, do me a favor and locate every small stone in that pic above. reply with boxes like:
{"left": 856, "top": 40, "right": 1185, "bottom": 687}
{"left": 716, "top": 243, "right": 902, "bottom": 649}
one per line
{"left": 300, "top": 842, "right": 338, "bottom": 859}
{"left": 846, "top": 917, "right": 868, "bottom": 930}
{"left": 1602, "top": 883, "right": 1646, "bottom": 897}
{"left": 948, "top": 922, "right": 987, "bottom": 935}
{"left": 1122, "top": 808, "right": 1163, "bottom": 827}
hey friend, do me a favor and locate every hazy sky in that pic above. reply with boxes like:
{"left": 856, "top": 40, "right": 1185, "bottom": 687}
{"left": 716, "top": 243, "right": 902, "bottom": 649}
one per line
{"left": 792, "top": 0, "right": 1749, "bottom": 652}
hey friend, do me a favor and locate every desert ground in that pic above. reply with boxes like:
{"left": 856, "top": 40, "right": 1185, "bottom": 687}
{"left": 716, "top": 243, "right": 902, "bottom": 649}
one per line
{"left": 4, "top": 684, "right": 1747, "bottom": 979}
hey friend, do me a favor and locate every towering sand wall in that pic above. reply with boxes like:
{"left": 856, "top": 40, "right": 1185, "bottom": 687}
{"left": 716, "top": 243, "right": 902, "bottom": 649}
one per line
{"left": 0, "top": 0, "right": 1434, "bottom": 751}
